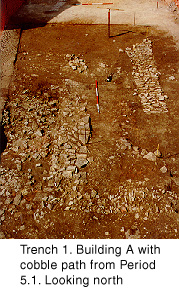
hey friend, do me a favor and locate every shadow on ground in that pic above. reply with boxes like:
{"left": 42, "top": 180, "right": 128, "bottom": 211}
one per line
{"left": 6, "top": 0, "right": 80, "bottom": 30}
{"left": 0, "top": 123, "right": 7, "bottom": 156}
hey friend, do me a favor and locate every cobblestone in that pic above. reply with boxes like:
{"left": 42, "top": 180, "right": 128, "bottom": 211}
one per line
{"left": 126, "top": 39, "right": 168, "bottom": 114}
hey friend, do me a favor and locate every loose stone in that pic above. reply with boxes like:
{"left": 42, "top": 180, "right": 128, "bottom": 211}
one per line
{"left": 143, "top": 152, "right": 156, "bottom": 162}
{"left": 160, "top": 166, "right": 167, "bottom": 173}
{"left": 13, "top": 194, "right": 22, "bottom": 206}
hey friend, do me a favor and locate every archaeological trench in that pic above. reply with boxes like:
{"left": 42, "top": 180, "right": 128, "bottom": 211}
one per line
{"left": 0, "top": 20, "right": 179, "bottom": 239}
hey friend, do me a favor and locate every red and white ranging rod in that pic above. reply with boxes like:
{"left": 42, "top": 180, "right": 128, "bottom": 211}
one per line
{"left": 96, "top": 80, "right": 100, "bottom": 113}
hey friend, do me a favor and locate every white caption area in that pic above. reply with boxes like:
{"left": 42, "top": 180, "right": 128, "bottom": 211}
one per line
{"left": 0, "top": 239, "right": 178, "bottom": 289}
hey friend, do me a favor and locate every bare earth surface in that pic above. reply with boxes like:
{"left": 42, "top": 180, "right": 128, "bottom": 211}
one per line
{"left": 0, "top": 0, "right": 179, "bottom": 239}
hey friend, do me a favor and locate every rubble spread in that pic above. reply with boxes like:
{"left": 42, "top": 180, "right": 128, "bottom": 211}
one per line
{"left": 66, "top": 54, "right": 88, "bottom": 73}
{"left": 0, "top": 82, "right": 92, "bottom": 222}
{"left": 0, "top": 82, "right": 178, "bottom": 227}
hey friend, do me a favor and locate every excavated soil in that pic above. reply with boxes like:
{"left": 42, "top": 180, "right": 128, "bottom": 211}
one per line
{"left": 0, "top": 23, "right": 179, "bottom": 239}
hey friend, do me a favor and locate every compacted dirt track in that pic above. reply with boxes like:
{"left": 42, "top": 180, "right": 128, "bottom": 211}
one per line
{"left": 0, "top": 1, "right": 179, "bottom": 239}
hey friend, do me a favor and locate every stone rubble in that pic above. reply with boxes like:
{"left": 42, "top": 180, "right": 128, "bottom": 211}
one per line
{"left": 1, "top": 81, "right": 177, "bottom": 225}
{"left": 126, "top": 38, "right": 168, "bottom": 114}
{"left": 66, "top": 54, "right": 88, "bottom": 73}
{"left": 116, "top": 138, "right": 163, "bottom": 164}
{"left": 31, "top": 178, "right": 178, "bottom": 223}
{"left": 0, "top": 81, "right": 92, "bottom": 224}
{"left": 143, "top": 152, "right": 157, "bottom": 162}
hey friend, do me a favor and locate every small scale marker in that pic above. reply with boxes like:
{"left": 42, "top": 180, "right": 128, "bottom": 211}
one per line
{"left": 82, "top": 2, "right": 113, "bottom": 5}
{"left": 73, "top": 2, "right": 113, "bottom": 4}
{"left": 157, "top": 144, "right": 159, "bottom": 156}
{"left": 96, "top": 80, "right": 100, "bottom": 113}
